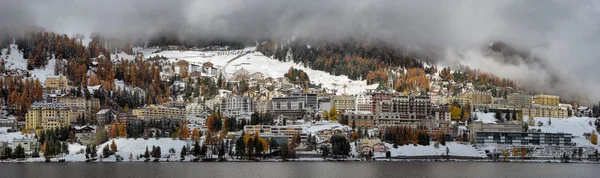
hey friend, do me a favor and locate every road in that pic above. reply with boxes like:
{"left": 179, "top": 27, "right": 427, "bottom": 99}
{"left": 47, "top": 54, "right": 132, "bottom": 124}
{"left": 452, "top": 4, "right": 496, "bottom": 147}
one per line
{"left": 221, "top": 51, "right": 252, "bottom": 81}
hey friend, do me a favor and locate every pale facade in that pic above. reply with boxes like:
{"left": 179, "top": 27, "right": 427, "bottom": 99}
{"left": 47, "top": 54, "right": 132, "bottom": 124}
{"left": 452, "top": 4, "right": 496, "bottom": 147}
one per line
{"left": 132, "top": 105, "right": 186, "bottom": 120}
{"left": 58, "top": 97, "right": 100, "bottom": 119}
{"left": 460, "top": 90, "right": 492, "bottom": 105}
{"left": 332, "top": 95, "right": 355, "bottom": 112}
{"left": 507, "top": 92, "right": 533, "bottom": 108}
{"left": 45, "top": 74, "right": 69, "bottom": 92}
{"left": 26, "top": 102, "right": 80, "bottom": 131}
{"left": 534, "top": 94, "right": 560, "bottom": 106}
{"left": 522, "top": 104, "right": 568, "bottom": 118}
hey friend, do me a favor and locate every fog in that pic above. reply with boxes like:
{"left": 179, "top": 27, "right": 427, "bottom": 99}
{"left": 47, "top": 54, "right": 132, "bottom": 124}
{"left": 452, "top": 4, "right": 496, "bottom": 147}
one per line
{"left": 1, "top": 0, "right": 599, "bottom": 104}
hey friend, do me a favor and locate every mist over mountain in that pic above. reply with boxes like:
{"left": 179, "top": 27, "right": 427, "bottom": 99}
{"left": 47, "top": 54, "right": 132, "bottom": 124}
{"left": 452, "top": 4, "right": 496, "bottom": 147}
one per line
{"left": 1, "top": 0, "right": 599, "bottom": 104}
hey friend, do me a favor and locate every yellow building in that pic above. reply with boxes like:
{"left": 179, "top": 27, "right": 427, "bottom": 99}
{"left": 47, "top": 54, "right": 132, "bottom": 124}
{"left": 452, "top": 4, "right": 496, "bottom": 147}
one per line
{"left": 58, "top": 97, "right": 100, "bottom": 119}
{"left": 533, "top": 94, "right": 560, "bottom": 106}
{"left": 45, "top": 74, "right": 69, "bottom": 92}
{"left": 25, "top": 102, "right": 83, "bottom": 131}
{"left": 522, "top": 104, "right": 568, "bottom": 118}
{"left": 132, "top": 104, "right": 186, "bottom": 120}
{"left": 460, "top": 90, "right": 492, "bottom": 105}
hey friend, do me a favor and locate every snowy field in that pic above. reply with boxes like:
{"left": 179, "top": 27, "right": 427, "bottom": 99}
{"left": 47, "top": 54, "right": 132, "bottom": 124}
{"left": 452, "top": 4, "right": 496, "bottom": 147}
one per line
{"left": 97, "top": 138, "right": 190, "bottom": 160}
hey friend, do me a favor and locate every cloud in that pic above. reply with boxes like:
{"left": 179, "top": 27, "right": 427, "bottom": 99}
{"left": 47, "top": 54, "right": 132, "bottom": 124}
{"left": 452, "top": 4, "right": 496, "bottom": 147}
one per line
{"left": 1, "top": 0, "right": 599, "bottom": 103}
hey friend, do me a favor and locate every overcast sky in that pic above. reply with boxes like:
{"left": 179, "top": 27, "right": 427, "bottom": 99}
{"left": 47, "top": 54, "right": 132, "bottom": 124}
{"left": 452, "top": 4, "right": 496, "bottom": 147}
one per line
{"left": 1, "top": 0, "right": 599, "bottom": 103}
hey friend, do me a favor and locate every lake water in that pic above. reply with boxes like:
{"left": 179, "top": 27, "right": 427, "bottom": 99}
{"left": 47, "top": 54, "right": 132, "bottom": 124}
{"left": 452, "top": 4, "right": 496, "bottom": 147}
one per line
{"left": 0, "top": 162, "right": 597, "bottom": 178}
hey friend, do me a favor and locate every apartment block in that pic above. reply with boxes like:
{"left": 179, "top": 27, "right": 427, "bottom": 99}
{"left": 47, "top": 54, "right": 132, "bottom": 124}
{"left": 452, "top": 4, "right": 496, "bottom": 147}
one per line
{"left": 534, "top": 94, "right": 560, "bottom": 106}
{"left": 132, "top": 104, "right": 186, "bottom": 121}
{"left": 460, "top": 90, "right": 492, "bottom": 105}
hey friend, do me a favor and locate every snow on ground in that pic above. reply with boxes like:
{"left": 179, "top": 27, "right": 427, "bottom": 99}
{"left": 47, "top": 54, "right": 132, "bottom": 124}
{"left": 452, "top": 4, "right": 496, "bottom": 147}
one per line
{"left": 384, "top": 142, "right": 486, "bottom": 158}
{"left": 0, "top": 129, "right": 28, "bottom": 143}
{"left": 97, "top": 138, "right": 190, "bottom": 159}
{"left": 145, "top": 48, "right": 377, "bottom": 95}
{"left": 472, "top": 112, "right": 498, "bottom": 124}
{"left": 1, "top": 44, "right": 56, "bottom": 83}
{"left": 529, "top": 116, "right": 598, "bottom": 147}
{"left": 304, "top": 121, "right": 349, "bottom": 134}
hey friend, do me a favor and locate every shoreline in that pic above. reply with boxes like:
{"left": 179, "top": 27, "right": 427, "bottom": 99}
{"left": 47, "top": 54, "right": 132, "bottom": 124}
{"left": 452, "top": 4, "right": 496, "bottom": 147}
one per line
{"left": 2, "top": 158, "right": 599, "bottom": 164}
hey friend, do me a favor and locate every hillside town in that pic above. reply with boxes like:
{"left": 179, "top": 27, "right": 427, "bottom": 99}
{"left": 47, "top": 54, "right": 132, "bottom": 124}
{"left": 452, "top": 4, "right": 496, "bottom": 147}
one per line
{"left": 0, "top": 33, "right": 598, "bottom": 163}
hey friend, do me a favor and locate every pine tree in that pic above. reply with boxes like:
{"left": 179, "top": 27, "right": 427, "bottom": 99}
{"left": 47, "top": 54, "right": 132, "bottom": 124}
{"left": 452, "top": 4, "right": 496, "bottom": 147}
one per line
{"left": 180, "top": 145, "right": 187, "bottom": 159}
{"left": 144, "top": 146, "right": 150, "bottom": 159}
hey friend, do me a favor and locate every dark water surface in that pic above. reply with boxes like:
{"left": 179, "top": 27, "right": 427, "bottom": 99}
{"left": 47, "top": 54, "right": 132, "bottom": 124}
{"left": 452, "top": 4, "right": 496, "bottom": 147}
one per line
{"left": 0, "top": 162, "right": 597, "bottom": 178}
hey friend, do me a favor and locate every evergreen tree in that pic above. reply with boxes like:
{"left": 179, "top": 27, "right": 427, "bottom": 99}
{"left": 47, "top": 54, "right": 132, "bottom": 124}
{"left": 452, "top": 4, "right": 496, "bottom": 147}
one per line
{"left": 144, "top": 146, "right": 150, "bottom": 159}
{"left": 102, "top": 145, "right": 110, "bottom": 158}
{"left": 180, "top": 145, "right": 187, "bottom": 159}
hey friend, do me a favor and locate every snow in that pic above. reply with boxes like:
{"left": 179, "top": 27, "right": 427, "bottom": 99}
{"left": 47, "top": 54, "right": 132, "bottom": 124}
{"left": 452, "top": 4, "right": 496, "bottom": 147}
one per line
{"left": 304, "top": 121, "right": 349, "bottom": 134}
{"left": 0, "top": 129, "right": 27, "bottom": 143}
{"left": 145, "top": 48, "right": 377, "bottom": 95}
{"left": 97, "top": 138, "right": 189, "bottom": 159}
{"left": 528, "top": 116, "right": 598, "bottom": 147}
{"left": 473, "top": 112, "right": 498, "bottom": 124}
{"left": 384, "top": 142, "right": 486, "bottom": 158}
{"left": 1, "top": 43, "right": 56, "bottom": 83}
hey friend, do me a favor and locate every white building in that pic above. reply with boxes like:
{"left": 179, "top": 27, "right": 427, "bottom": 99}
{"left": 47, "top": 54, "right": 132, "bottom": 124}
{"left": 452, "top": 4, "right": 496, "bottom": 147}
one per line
{"left": 220, "top": 96, "right": 254, "bottom": 121}
{"left": 355, "top": 92, "right": 373, "bottom": 112}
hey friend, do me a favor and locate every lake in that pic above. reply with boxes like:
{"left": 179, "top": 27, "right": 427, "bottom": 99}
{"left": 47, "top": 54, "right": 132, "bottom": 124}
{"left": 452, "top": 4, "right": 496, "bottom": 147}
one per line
{"left": 0, "top": 161, "right": 597, "bottom": 178}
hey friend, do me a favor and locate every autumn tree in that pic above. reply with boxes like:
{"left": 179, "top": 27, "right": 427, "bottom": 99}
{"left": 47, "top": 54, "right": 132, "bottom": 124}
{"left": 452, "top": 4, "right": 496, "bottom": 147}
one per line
{"left": 191, "top": 128, "right": 201, "bottom": 142}
{"left": 591, "top": 131, "right": 598, "bottom": 145}
{"left": 179, "top": 122, "right": 190, "bottom": 140}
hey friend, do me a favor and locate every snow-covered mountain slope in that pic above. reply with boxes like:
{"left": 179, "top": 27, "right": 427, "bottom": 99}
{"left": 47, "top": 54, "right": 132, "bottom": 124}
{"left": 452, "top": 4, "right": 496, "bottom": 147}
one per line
{"left": 1, "top": 44, "right": 56, "bottom": 83}
{"left": 145, "top": 48, "right": 377, "bottom": 95}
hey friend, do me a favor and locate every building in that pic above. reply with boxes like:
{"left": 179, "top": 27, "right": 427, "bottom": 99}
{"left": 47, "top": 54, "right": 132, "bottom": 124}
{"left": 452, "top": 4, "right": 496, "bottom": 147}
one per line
{"left": 25, "top": 102, "right": 76, "bottom": 131}
{"left": 254, "top": 100, "right": 272, "bottom": 114}
{"left": 534, "top": 94, "right": 560, "bottom": 106}
{"left": 0, "top": 118, "right": 17, "bottom": 130}
{"left": 233, "top": 68, "right": 250, "bottom": 80}
{"left": 430, "top": 95, "right": 448, "bottom": 105}
{"left": 522, "top": 104, "right": 568, "bottom": 118}
{"left": 96, "top": 109, "right": 116, "bottom": 125}
{"left": 251, "top": 72, "right": 264, "bottom": 80}
{"left": 186, "top": 102, "right": 206, "bottom": 116}
{"left": 318, "top": 98, "right": 332, "bottom": 111}
{"left": 358, "top": 138, "right": 387, "bottom": 156}
{"left": 44, "top": 74, "right": 69, "bottom": 93}
{"left": 72, "top": 126, "right": 96, "bottom": 145}
{"left": 492, "top": 98, "right": 508, "bottom": 105}
{"left": 372, "top": 93, "right": 433, "bottom": 128}
{"left": 131, "top": 104, "right": 186, "bottom": 121}
{"left": 446, "top": 97, "right": 471, "bottom": 107}
{"left": 468, "top": 121, "right": 524, "bottom": 135}
{"left": 243, "top": 125, "right": 308, "bottom": 142}
{"left": 58, "top": 97, "right": 100, "bottom": 120}
{"left": 12, "top": 136, "right": 40, "bottom": 152}
{"left": 355, "top": 92, "right": 373, "bottom": 112}
{"left": 220, "top": 96, "right": 253, "bottom": 121}
{"left": 507, "top": 92, "right": 533, "bottom": 108}
{"left": 475, "top": 131, "right": 572, "bottom": 146}
{"left": 460, "top": 90, "right": 492, "bottom": 105}
{"left": 343, "top": 111, "right": 375, "bottom": 128}
{"left": 271, "top": 96, "right": 305, "bottom": 119}
{"left": 332, "top": 95, "right": 355, "bottom": 112}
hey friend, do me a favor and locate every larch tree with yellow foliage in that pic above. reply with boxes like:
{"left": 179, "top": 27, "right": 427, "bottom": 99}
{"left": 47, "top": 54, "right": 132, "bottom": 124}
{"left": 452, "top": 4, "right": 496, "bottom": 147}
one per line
{"left": 322, "top": 110, "right": 329, "bottom": 121}
{"left": 179, "top": 122, "right": 190, "bottom": 140}
{"left": 329, "top": 106, "right": 338, "bottom": 121}
{"left": 591, "top": 131, "right": 598, "bottom": 145}
{"left": 191, "top": 128, "right": 201, "bottom": 142}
